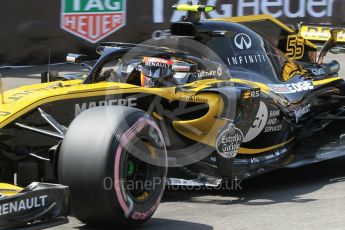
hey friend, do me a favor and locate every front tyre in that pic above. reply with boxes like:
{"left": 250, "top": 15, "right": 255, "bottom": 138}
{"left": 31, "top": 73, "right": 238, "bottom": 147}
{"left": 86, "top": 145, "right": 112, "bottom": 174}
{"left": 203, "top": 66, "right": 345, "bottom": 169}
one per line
{"left": 58, "top": 106, "right": 167, "bottom": 227}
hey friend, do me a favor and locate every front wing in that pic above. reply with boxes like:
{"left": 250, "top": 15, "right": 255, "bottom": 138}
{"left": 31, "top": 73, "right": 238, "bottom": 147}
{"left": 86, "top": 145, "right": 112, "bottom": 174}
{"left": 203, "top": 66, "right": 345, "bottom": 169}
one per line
{"left": 0, "top": 182, "right": 69, "bottom": 229}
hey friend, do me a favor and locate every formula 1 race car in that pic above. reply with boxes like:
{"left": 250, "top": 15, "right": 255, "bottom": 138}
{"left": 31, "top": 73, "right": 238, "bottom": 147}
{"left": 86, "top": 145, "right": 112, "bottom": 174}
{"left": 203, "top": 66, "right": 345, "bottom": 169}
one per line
{"left": 2, "top": 3, "right": 345, "bottom": 228}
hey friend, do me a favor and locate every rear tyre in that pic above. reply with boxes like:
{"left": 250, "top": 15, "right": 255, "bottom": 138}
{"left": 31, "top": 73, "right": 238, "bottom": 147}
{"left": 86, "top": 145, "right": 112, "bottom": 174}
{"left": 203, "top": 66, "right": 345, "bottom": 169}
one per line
{"left": 58, "top": 106, "right": 167, "bottom": 227}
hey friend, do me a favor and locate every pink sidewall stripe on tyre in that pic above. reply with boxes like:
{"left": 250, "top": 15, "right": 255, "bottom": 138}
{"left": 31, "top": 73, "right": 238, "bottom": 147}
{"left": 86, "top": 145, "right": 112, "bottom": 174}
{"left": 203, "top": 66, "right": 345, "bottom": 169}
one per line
{"left": 114, "top": 117, "right": 167, "bottom": 220}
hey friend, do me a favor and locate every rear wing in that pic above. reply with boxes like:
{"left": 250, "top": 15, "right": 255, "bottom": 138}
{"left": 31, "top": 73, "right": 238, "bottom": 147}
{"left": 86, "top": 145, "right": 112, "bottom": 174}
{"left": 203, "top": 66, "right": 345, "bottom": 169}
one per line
{"left": 299, "top": 23, "right": 345, "bottom": 51}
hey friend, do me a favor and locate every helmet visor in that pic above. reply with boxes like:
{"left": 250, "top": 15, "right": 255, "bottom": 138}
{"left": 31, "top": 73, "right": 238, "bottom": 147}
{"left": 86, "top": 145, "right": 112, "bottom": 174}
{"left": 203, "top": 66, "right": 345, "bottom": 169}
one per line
{"left": 142, "top": 66, "right": 173, "bottom": 78}
{"left": 142, "top": 57, "right": 174, "bottom": 79}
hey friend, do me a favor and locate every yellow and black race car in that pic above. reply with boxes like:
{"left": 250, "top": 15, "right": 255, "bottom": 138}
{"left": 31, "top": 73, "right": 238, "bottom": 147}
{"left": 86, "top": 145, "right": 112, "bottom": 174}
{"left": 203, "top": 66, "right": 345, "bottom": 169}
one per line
{"left": 2, "top": 3, "right": 345, "bottom": 228}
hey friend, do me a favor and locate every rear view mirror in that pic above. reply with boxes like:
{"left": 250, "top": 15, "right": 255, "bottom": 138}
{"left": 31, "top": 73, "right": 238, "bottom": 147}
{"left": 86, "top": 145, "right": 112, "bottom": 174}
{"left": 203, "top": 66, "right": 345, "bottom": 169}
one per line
{"left": 66, "top": 53, "right": 87, "bottom": 64}
{"left": 41, "top": 71, "right": 59, "bottom": 83}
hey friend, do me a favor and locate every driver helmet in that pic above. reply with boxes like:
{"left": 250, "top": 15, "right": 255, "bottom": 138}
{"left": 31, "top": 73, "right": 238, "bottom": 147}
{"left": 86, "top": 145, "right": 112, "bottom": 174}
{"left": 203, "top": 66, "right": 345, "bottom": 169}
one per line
{"left": 140, "top": 57, "right": 177, "bottom": 87}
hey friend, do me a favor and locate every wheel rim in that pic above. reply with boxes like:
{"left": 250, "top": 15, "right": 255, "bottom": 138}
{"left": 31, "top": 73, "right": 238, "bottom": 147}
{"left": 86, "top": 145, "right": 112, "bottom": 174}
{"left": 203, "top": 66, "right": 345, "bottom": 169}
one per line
{"left": 123, "top": 138, "right": 160, "bottom": 203}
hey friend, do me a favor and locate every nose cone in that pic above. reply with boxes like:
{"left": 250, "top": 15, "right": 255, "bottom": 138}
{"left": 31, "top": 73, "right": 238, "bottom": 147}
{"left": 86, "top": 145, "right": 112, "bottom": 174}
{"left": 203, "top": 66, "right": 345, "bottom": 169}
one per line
{"left": 0, "top": 80, "right": 81, "bottom": 128}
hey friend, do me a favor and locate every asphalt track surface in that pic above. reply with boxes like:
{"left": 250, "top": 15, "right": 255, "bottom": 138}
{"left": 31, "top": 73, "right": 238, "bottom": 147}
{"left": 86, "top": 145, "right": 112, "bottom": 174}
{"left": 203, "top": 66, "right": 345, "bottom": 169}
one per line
{"left": 1, "top": 55, "right": 345, "bottom": 230}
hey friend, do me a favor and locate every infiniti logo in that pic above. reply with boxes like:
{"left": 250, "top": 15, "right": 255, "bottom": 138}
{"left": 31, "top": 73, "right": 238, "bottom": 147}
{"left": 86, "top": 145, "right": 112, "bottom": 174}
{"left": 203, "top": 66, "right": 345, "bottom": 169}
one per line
{"left": 234, "top": 33, "right": 252, "bottom": 50}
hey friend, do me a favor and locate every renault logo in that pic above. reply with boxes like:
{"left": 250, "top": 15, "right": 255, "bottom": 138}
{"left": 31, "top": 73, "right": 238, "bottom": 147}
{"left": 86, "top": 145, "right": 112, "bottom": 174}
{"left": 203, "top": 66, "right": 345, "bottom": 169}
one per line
{"left": 234, "top": 33, "right": 252, "bottom": 50}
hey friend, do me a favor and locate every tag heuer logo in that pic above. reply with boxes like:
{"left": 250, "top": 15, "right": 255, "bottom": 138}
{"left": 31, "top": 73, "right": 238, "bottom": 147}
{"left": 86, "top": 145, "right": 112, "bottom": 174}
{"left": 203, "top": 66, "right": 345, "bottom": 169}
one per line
{"left": 61, "top": 0, "right": 126, "bottom": 43}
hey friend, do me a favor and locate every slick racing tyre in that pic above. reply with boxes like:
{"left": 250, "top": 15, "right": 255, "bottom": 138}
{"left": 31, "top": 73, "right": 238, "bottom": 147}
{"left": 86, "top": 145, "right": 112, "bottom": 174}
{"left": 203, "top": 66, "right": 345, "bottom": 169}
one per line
{"left": 58, "top": 106, "right": 167, "bottom": 227}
